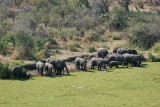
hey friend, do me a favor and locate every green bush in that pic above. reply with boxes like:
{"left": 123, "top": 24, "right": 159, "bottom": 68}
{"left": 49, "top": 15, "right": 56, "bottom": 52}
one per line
{"left": 147, "top": 52, "right": 159, "bottom": 62}
{"left": 101, "top": 44, "right": 110, "bottom": 50}
{"left": 15, "top": 31, "right": 35, "bottom": 57}
{"left": 152, "top": 42, "right": 160, "bottom": 53}
{"left": 137, "top": 1, "right": 144, "bottom": 8}
{"left": 86, "top": 32, "right": 101, "bottom": 43}
{"left": 138, "top": 53, "right": 146, "bottom": 61}
{"left": 105, "top": 6, "right": 127, "bottom": 30}
{"left": 88, "top": 46, "right": 96, "bottom": 53}
{"left": 112, "top": 34, "right": 121, "bottom": 40}
{"left": 0, "top": 33, "right": 15, "bottom": 54}
{"left": 9, "top": 60, "right": 24, "bottom": 68}
{"left": 127, "top": 23, "right": 160, "bottom": 49}
{"left": 68, "top": 45, "right": 78, "bottom": 52}
{"left": 36, "top": 49, "right": 49, "bottom": 59}
{"left": 0, "top": 63, "right": 11, "bottom": 79}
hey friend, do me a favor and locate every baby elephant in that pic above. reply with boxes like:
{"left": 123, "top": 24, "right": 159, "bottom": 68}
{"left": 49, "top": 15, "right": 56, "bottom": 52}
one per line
{"left": 36, "top": 61, "right": 45, "bottom": 76}
{"left": 75, "top": 57, "right": 87, "bottom": 71}
{"left": 109, "top": 61, "right": 122, "bottom": 69}
{"left": 12, "top": 66, "right": 23, "bottom": 79}
{"left": 44, "top": 63, "right": 54, "bottom": 75}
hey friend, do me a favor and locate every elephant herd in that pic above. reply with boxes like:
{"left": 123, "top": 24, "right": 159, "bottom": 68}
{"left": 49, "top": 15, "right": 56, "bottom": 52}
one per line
{"left": 75, "top": 47, "right": 141, "bottom": 71}
{"left": 36, "top": 59, "right": 70, "bottom": 76}
{"left": 11, "top": 47, "right": 142, "bottom": 78}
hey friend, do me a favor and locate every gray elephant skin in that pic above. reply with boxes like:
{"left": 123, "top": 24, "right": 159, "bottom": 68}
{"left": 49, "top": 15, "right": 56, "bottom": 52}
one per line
{"left": 12, "top": 66, "right": 23, "bottom": 78}
{"left": 91, "top": 57, "right": 108, "bottom": 71}
{"left": 44, "top": 63, "right": 54, "bottom": 75}
{"left": 54, "top": 60, "right": 70, "bottom": 75}
{"left": 97, "top": 48, "right": 108, "bottom": 58}
{"left": 109, "top": 61, "right": 123, "bottom": 69}
{"left": 123, "top": 54, "right": 141, "bottom": 68}
{"left": 36, "top": 61, "right": 45, "bottom": 76}
{"left": 75, "top": 57, "right": 87, "bottom": 71}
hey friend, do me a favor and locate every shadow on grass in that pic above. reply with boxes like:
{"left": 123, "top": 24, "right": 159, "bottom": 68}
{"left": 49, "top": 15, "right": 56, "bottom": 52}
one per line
{"left": 140, "top": 64, "right": 148, "bottom": 68}
{"left": 46, "top": 74, "right": 76, "bottom": 78}
{"left": 86, "top": 70, "right": 96, "bottom": 73}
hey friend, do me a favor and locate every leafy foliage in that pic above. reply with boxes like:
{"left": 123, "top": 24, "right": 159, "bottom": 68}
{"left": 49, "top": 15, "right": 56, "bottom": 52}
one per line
{"left": 0, "top": 63, "right": 11, "bottom": 79}
{"left": 0, "top": 33, "right": 15, "bottom": 54}
{"left": 15, "top": 31, "right": 34, "bottom": 57}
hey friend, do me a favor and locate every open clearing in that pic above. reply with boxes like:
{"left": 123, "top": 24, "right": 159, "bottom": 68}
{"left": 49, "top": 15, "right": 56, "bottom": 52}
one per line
{"left": 0, "top": 62, "right": 160, "bottom": 107}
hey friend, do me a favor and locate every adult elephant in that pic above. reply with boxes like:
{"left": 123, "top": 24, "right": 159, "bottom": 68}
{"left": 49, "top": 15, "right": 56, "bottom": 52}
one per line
{"left": 36, "top": 61, "right": 45, "bottom": 76}
{"left": 117, "top": 48, "right": 137, "bottom": 54}
{"left": 113, "top": 47, "right": 119, "bottom": 53}
{"left": 54, "top": 60, "right": 70, "bottom": 75}
{"left": 91, "top": 57, "right": 108, "bottom": 70}
{"left": 97, "top": 48, "right": 108, "bottom": 58}
{"left": 109, "top": 61, "right": 123, "bottom": 69}
{"left": 123, "top": 54, "right": 141, "bottom": 68}
{"left": 75, "top": 57, "right": 87, "bottom": 71}
{"left": 44, "top": 63, "right": 54, "bottom": 75}
{"left": 12, "top": 66, "right": 23, "bottom": 78}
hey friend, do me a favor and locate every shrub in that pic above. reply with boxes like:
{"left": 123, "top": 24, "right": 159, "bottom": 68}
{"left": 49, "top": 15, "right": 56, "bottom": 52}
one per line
{"left": 86, "top": 32, "right": 101, "bottom": 43}
{"left": 88, "top": 46, "right": 96, "bottom": 53}
{"left": 9, "top": 60, "right": 24, "bottom": 68}
{"left": 68, "top": 45, "right": 78, "bottom": 52}
{"left": 147, "top": 52, "right": 159, "bottom": 62}
{"left": 137, "top": 1, "right": 144, "bottom": 8}
{"left": 138, "top": 53, "right": 146, "bottom": 61}
{"left": 0, "top": 33, "right": 15, "bottom": 55}
{"left": 15, "top": 31, "right": 35, "bottom": 57}
{"left": 101, "top": 44, "right": 110, "bottom": 50}
{"left": 105, "top": 6, "right": 127, "bottom": 30}
{"left": 112, "top": 34, "right": 121, "bottom": 40}
{"left": 0, "top": 63, "right": 11, "bottom": 79}
{"left": 152, "top": 42, "right": 160, "bottom": 53}
{"left": 36, "top": 49, "right": 49, "bottom": 59}
{"left": 127, "top": 23, "right": 160, "bottom": 49}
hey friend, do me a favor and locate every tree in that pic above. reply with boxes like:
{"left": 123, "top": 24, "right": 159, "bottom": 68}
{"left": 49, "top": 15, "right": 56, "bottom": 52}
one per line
{"left": 13, "top": 11, "right": 38, "bottom": 35}
{"left": 15, "top": 31, "right": 34, "bottom": 57}
{"left": 118, "top": 0, "right": 131, "bottom": 12}
{"left": 88, "top": 0, "right": 114, "bottom": 14}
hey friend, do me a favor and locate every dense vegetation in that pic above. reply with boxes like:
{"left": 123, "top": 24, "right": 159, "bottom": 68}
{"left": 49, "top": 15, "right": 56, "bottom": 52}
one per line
{"left": 0, "top": 0, "right": 160, "bottom": 60}
{"left": 0, "top": 62, "right": 160, "bottom": 106}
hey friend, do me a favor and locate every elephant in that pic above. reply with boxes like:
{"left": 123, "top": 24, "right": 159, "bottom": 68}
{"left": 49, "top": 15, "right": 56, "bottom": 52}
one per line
{"left": 97, "top": 58, "right": 107, "bottom": 71}
{"left": 44, "top": 63, "right": 54, "bottom": 75}
{"left": 117, "top": 48, "right": 137, "bottom": 54}
{"left": 90, "top": 57, "right": 98, "bottom": 69}
{"left": 54, "top": 60, "right": 70, "bottom": 75}
{"left": 128, "top": 49, "right": 137, "bottom": 54}
{"left": 75, "top": 57, "right": 87, "bottom": 71}
{"left": 123, "top": 54, "right": 141, "bottom": 68}
{"left": 36, "top": 61, "right": 45, "bottom": 76}
{"left": 91, "top": 57, "right": 108, "bottom": 70}
{"left": 97, "top": 48, "right": 108, "bottom": 58}
{"left": 117, "top": 48, "right": 129, "bottom": 54}
{"left": 22, "top": 72, "right": 31, "bottom": 78}
{"left": 109, "top": 61, "right": 123, "bottom": 69}
{"left": 12, "top": 66, "right": 23, "bottom": 78}
{"left": 108, "top": 54, "right": 124, "bottom": 63}
{"left": 113, "top": 47, "right": 119, "bottom": 53}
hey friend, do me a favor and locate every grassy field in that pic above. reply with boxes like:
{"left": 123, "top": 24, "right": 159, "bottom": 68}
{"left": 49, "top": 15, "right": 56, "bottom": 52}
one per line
{"left": 0, "top": 62, "right": 160, "bottom": 107}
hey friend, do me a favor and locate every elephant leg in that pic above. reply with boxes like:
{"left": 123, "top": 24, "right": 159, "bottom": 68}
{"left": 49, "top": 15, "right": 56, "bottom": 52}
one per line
{"left": 116, "top": 65, "right": 118, "bottom": 68}
{"left": 37, "top": 68, "right": 39, "bottom": 75}
{"left": 50, "top": 69, "right": 52, "bottom": 75}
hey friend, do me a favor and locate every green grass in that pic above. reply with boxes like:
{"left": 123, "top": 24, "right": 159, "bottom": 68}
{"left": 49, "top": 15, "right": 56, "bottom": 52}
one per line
{"left": 0, "top": 62, "right": 160, "bottom": 107}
